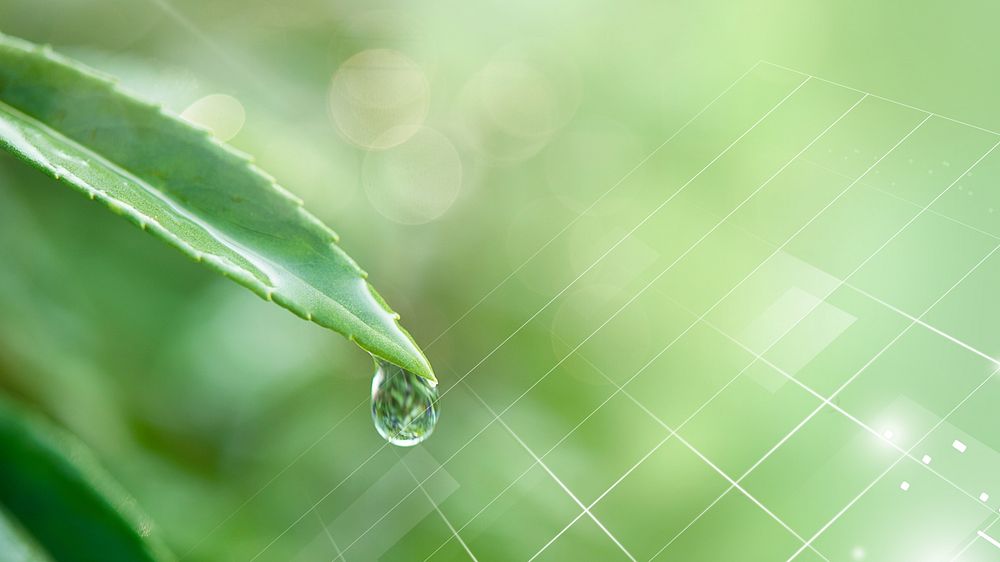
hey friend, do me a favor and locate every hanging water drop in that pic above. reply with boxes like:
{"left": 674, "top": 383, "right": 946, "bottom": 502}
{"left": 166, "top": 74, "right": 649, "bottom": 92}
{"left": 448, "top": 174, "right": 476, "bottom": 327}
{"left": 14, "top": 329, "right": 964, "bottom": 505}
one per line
{"left": 371, "top": 359, "right": 439, "bottom": 446}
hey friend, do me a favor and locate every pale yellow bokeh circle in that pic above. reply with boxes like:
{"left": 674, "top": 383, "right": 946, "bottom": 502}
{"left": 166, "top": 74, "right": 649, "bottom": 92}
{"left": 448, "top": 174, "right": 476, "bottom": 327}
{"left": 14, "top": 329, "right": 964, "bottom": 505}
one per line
{"left": 362, "top": 128, "right": 463, "bottom": 225}
{"left": 180, "top": 93, "right": 246, "bottom": 142}
{"left": 455, "top": 43, "right": 580, "bottom": 163}
{"left": 328, "top": 49, "right": 429, "bottom": 150}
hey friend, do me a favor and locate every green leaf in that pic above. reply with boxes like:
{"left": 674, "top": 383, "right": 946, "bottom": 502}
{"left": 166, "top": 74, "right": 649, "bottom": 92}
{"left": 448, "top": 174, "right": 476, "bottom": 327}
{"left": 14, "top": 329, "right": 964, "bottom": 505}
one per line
{"left": 0, "top": 396, "right": 173, "bottom": 562}
{"left": 0, "top": 33, "right": 434, "bottom": 382}
{"left": 0, "top": 506, "right": 54, "bottom": 562}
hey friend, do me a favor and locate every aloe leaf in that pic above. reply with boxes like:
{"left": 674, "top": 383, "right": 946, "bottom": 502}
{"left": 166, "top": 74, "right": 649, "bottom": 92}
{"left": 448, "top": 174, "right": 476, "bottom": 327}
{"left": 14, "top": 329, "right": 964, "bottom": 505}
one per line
{"left": 0, "top": 33, "right": 434, "bottom": 382}
{"left": 0, "top": 396, "right": 173, "bottom": 562}
{"left": 0, "top": 506, "right": 54, "bottom": 562}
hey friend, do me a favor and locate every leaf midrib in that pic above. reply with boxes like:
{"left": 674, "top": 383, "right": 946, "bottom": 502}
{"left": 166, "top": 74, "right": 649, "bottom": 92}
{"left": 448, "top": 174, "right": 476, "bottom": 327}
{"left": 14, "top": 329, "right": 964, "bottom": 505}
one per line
{"left": 0, "top": 98, "right": 415, "bottom": 365}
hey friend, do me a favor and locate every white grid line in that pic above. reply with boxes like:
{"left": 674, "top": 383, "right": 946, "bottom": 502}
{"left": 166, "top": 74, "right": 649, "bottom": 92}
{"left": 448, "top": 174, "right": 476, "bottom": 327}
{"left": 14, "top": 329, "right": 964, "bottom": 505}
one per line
{"left": 531, "top": 114, "right": 943, "bottom": 554}
{"left": 630, "top": 113, "right": 932, "bottom": 553}
{"left": 425, "top": 127, "right": 1000, "bottom": 560}
{"left": 418, "top": 407, "right": 616, "bottom": 560}
{"left": 760, "top": 60, "right": 1000, "bottom": 138}
{"left": 649, "top": 136, "right": 998, "bottom": 560}
{"left": 188, "top": 400, "right": 366, "bottom": 556}
{"left": 421, "top": 90, "right": 877, "bottom": 559}
{"left": 703, "top": 193, "right": 1000, "bottom": 374}
{"left": 396, "top": 453, "right": 479, "bottom": 562}
{"left": 463, "top": 383, "right": 638, "bottom": 562}
{"left": 418, "top": 366, "right": 676, "bottom": 560}
{"left": 374, "top": 63, "right": 992, "bottom": 548}
{"left": 652, "top": 166, "right": 1000, "bottom": 516}
{"left": 423, "top": 75, "right": 809, "bottom": 402}
{"left": 623, "top": 382, "right": 828, "bottom": 560}
{"left": 658, "top": 288, "right": 1000, "bottom": 517}
{"left": 525, "top": 339, "right": 831, "bottom": 561}
{"left": 950, "top": 518, "right": 1000, "bottom": 561}
{"left": 788, "top": 362, "right": 1000, "bottom": 561}
{"left": 424, "top": 62, "right": 764, "bottom": 349}
{"left": 798, "top": 156, "right": 1000, "bottom": 246}
{"left": 978, "top": 530, "right": 1000, "bottom": 550}
{"left": 616, "top": 63, "right": 1000, "bottom": 557}
{"left": 778, "top": 147, "right": 999, "bottom": 557}
{"left": 638, "top": 162, "right": 1000, "bottom": 509}
{"left": 421, "top": 91, "right": 894, "bottom": 560}
{"left": 846, "top": 282, "right": 1000, "bottom": 366}
{"left": 438, "top": 66, "right": 1000, "bottom": 559}
{"left": 313, "top": 509, "right": 346, "bottom": 562}
{"left": 248, "top": 439, "right": 392, "bottom": 561}
{"left": 249, "top": 70, "right": 810, "bottom": 561}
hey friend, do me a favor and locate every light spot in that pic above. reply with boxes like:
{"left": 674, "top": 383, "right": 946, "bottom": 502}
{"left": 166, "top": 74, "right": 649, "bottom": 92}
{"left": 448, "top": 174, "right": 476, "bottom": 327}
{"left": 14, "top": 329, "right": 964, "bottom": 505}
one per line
{"left": 851, "top": 546, "right": 866, "bottom": 560}
{"left": 882, "top": 429, "right": 894, "bottom": 440}
{"left": 900, "top": 481, "right": 910, "bottom": 491}
{"left": 921, "top": 454, "right": 932, "bottom": 465}
{"left": 328, "top": 49, "right": 429, "bottom": 150}
{"left": 982, "top": 492, "right": 991, "bottom": 503}
{"left": 954, "top": 439, "right": 968, "bottom": 453}
{"left": 454, "top": 42, "right": 579, "bottom": 163}
{"left": 362, "top": 128, "right": 462, "bottom": 225}
{"left": 181, "top": 93, "right": 246, "bottom": 141}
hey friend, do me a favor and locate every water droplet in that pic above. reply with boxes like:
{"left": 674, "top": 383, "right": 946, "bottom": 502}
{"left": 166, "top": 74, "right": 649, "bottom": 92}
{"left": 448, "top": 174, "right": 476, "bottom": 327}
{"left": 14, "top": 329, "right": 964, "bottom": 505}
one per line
{"left": 371, "top": 360, "right": 438, "bottom": 446}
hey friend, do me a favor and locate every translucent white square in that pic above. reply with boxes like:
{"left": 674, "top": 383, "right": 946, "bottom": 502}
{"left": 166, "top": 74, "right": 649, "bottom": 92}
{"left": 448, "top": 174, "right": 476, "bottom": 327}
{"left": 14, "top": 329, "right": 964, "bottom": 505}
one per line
{"left": 741, "top": 279, "right": 856, "bottom": 393}
{"left": 981, "top": 492, "right": 990, "bottom": 502}
{"left": 882, "top": 429, "right": 894, "bottom": 440}
{"left": 900, "top": 481, "right": 910, "bottom": 491}
{"left": 953, "top": 440, "right": 968, "bottom": 453}
{"left": 921, "top": 454, "right": 932, "bottom": 465}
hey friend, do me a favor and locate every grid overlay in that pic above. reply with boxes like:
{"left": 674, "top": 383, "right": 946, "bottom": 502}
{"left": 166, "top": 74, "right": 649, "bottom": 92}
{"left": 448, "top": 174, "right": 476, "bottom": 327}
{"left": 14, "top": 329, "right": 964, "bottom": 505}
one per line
{"left": 224, "top": 62, "right": 1000, "bottom": 561}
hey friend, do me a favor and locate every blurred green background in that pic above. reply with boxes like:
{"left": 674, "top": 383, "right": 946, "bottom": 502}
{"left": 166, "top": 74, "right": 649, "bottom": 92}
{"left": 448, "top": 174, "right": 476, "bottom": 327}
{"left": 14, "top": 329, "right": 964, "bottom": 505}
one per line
{"left": 3, "top": 1, "right": 1000, "bottom": 560}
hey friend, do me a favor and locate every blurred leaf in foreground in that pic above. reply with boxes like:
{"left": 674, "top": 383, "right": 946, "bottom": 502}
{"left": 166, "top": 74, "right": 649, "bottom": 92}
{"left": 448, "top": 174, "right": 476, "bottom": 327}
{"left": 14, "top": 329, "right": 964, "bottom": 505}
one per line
{"left": 0, "top": 396, "right": 173, "bottom": 562}
{"left": 0, "top": 506, "right": 53, "bottom": 562}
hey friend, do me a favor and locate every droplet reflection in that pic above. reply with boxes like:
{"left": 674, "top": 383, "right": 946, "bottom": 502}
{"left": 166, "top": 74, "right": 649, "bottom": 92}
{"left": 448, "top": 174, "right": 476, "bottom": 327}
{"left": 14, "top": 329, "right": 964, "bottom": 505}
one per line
{"left": 371, "top": 359, "right": 439, "bottom": 446}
